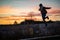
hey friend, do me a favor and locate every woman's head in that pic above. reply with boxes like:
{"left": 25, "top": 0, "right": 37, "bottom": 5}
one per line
{"left": 39, "top": 3, "right": 43, "bottom": 7}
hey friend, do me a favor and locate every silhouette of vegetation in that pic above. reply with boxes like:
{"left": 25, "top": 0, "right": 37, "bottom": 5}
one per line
{"left": 20, "top": 19, "right": 54, "bottom": 25}
{"left": 14, "top": 21, "right": 18, "bottom": 24}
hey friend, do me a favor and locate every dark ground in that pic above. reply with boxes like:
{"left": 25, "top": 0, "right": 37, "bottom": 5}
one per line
{"left": 0, "top": 21, "right": 60, "bottom": 40}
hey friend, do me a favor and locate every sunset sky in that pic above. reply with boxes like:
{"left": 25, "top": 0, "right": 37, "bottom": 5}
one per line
{"left": 0, "top": 0, "right": 60, "bottom": 24}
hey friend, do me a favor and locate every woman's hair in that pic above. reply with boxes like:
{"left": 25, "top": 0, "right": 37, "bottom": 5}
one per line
{"left": 39, "top": 3, "right": 43, "bottom": 6}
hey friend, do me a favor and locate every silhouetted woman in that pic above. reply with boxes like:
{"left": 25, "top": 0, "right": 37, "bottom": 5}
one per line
{"left": 39, "top": 3, "right": 51, "bottom": 26}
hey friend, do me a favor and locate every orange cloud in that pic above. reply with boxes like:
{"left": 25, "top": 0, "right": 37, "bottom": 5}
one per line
{"left": 47, "top": 8, "right": 60, "bottom": 14}
{"left": 31, "top": 6, "right": 39, "bottom": 13}
{"left": 0, "top": 6, "right": 12, "bottom": 13}
{"left": 0, "top": 6, "right": 22, "bottom": 14}
{"left": 0, "top": 5, "right": 60, "bottom": 17}
{"left": 27, "top": 12, "right": 40, "bottom": 16}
